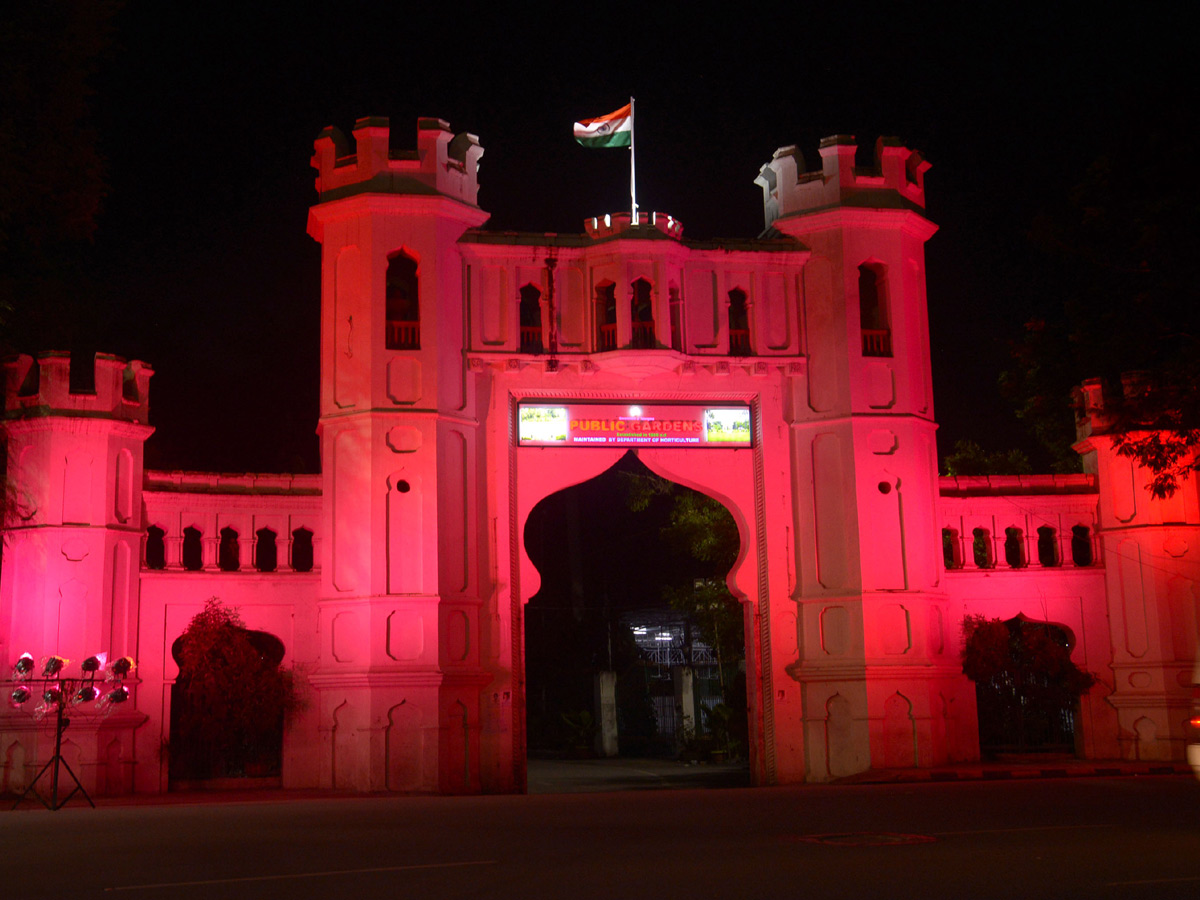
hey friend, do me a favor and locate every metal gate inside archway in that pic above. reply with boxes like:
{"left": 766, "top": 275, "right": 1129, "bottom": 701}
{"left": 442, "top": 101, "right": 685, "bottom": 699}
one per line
{"left": 971, "top": 617, "right": 1085, "bottom": 756}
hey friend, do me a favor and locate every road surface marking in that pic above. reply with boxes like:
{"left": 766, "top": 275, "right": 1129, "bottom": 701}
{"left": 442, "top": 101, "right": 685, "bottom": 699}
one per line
{"left": 932, "top": 824, "right": 1117, "bottom": 835}
{"left": 105, "top": 859, "right": 497, "bottom": 892}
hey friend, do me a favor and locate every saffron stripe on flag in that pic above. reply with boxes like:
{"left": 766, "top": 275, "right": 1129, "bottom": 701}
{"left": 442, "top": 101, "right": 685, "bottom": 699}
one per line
{"left": 573, "top": 103, "right": 632, "bottom": 148}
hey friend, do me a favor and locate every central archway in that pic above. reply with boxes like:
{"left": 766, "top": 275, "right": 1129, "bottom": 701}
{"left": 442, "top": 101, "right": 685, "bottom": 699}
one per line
{"left": 512, "top": 440, "right": 768, "bottom": 789}
{"left": 524, "top": 453, "right": 747, "bottom": 768}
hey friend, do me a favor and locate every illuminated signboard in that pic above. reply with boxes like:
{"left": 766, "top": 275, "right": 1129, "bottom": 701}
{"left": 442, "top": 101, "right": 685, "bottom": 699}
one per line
{"left": 517, "top": 403, "right": 752, "bottom": 448}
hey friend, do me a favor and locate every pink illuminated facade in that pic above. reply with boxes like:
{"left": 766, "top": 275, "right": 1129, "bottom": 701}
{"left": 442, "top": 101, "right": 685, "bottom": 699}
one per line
{"left": 1, "top": 119, "right": 1195, "bottom": 796}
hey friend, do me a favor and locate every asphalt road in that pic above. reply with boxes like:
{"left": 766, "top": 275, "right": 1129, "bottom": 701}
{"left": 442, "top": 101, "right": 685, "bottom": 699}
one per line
{"left": 3, "top": 776, "right": 1198, "bottom": 899}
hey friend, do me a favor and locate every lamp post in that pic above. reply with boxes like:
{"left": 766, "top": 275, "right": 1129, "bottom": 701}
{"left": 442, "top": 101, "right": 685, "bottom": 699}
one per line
{"left": 6, "top": 652, "right": 135, "bottom": 810}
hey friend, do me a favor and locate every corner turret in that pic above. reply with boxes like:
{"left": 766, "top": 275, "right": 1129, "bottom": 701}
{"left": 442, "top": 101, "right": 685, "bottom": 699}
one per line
{"left": 755, "top": 135, "right": 930, "bottom": 231}
{"left": 310, "top": 116, "right": 484, "bottom": 207}
{"left": 1070, "top": 372, "right": 1200, "bottom": 761}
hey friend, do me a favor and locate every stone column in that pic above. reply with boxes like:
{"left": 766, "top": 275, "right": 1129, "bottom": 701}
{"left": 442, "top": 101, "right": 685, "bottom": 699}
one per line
{"left": 593, "top": 671, "right": 618, "bottom": 758}
{"left": 674, "top": 666, "right": 695, "bottom": 744}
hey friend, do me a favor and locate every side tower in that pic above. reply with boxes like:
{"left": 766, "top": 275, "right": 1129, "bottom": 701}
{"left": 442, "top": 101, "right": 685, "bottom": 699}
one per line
{"left": 307, "top": 118, "right": 490, "bottom": 792}
{"left": 757, "top": 138, "right": 963, "bottom": 778}
{"left": 0, "top": 352, "right": 153, "bottom": 796}
{"left": 1074, "top": 378, "right": 1200, "bottom": 760}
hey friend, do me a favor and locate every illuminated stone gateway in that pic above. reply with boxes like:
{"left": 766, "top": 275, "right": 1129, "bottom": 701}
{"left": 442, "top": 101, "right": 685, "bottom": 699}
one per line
{"left": 1, "top": 119, "right": 1195, "bottom": 796}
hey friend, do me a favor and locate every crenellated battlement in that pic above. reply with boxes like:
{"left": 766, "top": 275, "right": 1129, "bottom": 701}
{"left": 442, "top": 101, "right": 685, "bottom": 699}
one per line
{"left": 2, "top": 351, "right": 153, "bottom": 424}
{"left": 311, "top": 116, "right": 484, "bottom": 207}
{"left": 755, "top": 135, "right": 930, "bottom": 231}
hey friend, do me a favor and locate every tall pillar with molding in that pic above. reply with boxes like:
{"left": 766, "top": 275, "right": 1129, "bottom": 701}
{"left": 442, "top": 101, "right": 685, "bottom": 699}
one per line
{"left": 757, "top": 136, "right": 966, "bottom": 779}
{"left": 0, "top": 351, "right": 153, "bottom": 796}
{"left": 306, "top": 117, "right": 491, "bottom": 792}
{"left": 1074, "top": 377, "right": 1200, "bottom": 760}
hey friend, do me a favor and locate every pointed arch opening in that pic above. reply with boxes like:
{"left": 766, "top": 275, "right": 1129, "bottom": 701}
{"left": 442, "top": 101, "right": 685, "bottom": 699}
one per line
{"left": 168, "top": 601, "right": 292, "bottom": 786}
{"left": 291, "top": 527, "right": 314, "bottom": 572}
{"left": 145, "top": 525, "right": 167, "bottom": 570}
{"left": 255, "top": 527, "right": 278, "bottom": 572}
{"left": 595, "top": 281, "right": 617, "bottom": 351}
{"left": 519, "top": 283, "right": 543, "bottom": 353}
{"left": 385, "top": 250, "right": 420, "bottom": 350}
{"left": 727, "top": 288, "right": 750, "bottom": 356}
{"left": 521, "top": 451, "right": 749, "bottom": 786}
{"left": 218, "top": 527, "right": 240, "bottom": 572}
{"left": 858, "top": 262, "right": 891, "bottom": 357}
{"left": 630, "top": 278, "right": 656, "bottom": 349}
{"left": 182, "top": 526, "right": 203, "bottom": 571}
{"left": 963, "top": 614, "right": 1092, "bottom": 757}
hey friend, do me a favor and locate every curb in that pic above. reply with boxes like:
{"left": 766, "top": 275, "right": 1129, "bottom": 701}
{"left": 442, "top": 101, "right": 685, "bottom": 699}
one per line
{"left": 833, "top": 761, "right": 1194, "bottom": 785}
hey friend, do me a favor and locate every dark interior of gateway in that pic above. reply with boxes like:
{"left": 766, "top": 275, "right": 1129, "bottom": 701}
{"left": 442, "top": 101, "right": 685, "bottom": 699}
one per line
{"left": 522, "top": 451, "right": 749, "bottom": 786}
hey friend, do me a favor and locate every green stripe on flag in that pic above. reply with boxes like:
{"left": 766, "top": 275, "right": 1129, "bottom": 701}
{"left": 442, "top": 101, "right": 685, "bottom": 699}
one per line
{"left": 576, "top": 131, "right": 632, "bottom": 149}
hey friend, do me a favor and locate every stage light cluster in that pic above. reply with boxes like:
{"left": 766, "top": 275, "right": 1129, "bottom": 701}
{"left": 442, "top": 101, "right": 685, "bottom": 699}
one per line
{"left": 8, "top": 651, "right": 135, "bottom": 714}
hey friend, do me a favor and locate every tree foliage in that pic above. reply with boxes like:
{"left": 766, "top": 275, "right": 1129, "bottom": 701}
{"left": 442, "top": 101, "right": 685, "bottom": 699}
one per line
{"left": 1002, "top": 112, "right": 1200, "bottom": 494}
{"left": 942, "top": 440, "right": 1032, "bottom": 477}
{"left": 622, "top": 472, "right": 742, "bottom": 662}
{"left": 961, "top": 615, "right": 1095, "bottom": 707}
{"left": 170, "top": 598, "right": 299, "bottom": 778}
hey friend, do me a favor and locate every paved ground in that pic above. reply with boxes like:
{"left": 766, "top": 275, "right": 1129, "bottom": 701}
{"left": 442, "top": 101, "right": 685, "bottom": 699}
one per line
{"left": 3, "top": 771, "right": 1199, "bottom": 900}
{"left": 527, "top": 756, "right": 751, "bottom": 793}
{"left": 5, "top": 755, "right": 1193, "bottom": 809}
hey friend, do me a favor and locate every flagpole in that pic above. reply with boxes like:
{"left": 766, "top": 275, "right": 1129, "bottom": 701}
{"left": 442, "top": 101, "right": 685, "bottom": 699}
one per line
{"left": 629, "top": 96, "right": 638, "bottom": 225}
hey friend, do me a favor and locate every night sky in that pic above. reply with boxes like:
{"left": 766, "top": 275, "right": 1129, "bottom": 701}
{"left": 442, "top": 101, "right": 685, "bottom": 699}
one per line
{"left": 3, "top": 3, "right": 1188, "bottom": 473}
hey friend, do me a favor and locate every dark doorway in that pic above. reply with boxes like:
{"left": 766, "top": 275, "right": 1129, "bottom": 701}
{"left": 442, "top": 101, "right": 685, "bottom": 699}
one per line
{"left": 972, "top": 617, "right": 1084, "bottom": 756}
{"left": 168, "top": 623, "right": 288, "bottom": 786}
{"left": 523, "top": 452, "right": 748, "bottom": 789}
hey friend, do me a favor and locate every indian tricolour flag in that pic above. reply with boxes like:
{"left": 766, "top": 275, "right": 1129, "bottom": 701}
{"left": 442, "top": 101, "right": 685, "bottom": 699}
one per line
{"left": 573, "top": 103, "right": 633, "bottom": 149}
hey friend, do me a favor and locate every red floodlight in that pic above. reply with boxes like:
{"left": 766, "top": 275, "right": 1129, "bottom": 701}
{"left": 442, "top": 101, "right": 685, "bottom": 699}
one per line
{"left": 73, "top": 685, "right": 98, "bottom": 703}
{"left": 81, "top": 653, "right": 107, "bottom": 673}
{"left": 98, "top": 685, "right": 130, "bottom": 709}
{"left": 13, "top": 653, "right": 34, "bottom": 679}
{"left": 9, "top": 685, "right": 32, "bottom": 707}
{"left": 110, "top": 657, "right": 134, "bottom": 678}
{"left": 42, "top": 686, "right": 62, "bottom": 704}
{"left": 41, "top": 656, "right": 67, "bottom": 677}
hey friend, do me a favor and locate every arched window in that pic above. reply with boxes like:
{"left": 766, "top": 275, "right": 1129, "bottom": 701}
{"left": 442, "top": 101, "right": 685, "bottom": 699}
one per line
{"left": 595, "top": 282, "right": 617, "bottom": 351}
{"left": 1071, "top": 525, "right": 1093, "bottom": 566}
{"left": 630, "top": 278, "right": 655, "bottom": 348}
{"left": 219, "top": 527, "right": 240, "bottom": 572}
{"left": 1037, "top": 526, "right": 1060, "bottom": 567}
{"left": 859, "top": 264, "right": 891, "bottom": 357}
{"left": 255, "top": 528, "right": 278, "bottom": 573}
{"left": 145, "top": 525, "right": 166, "bottom": 570}
{"left": 291, "top": 527, "right": 314, "bottom": 573}
{"left": 972, "top": 528, "right": 993, "bottom": 568}
{"left": 1004, "top": 527, "right": 1025, "bottom": 568}
{"left": 668, "top": 284, "right": 684, "bottom": 352}
{"left": 942, "top": 528, "right": 962, "bottom": 569}
{"left": 182, "top": 526, "right": 203, "bottom": 571}
{"left": 728, "top": 288, "right": 750, "bottom": 356}
{"left": 385, "top": 251, "right": 419, "bottom": 350}
{"left": 519, "top": 284, "right": 543, "bottom": 353}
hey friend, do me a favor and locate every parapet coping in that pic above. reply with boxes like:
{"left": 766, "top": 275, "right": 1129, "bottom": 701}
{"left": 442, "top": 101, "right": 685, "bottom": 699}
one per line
{"left": 144, "top": 470, "right": 322, "bottom": 496}
{"left": 460, "top": 227, "right": 805, "bottom": 253}
{"left": 939, "top": 473, "right": 1098, "bottom": 496}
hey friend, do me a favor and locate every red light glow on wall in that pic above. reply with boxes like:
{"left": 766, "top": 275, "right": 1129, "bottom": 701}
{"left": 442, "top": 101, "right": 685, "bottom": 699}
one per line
{"left": 517, "top": 403, "right": 752, "bottom": 448}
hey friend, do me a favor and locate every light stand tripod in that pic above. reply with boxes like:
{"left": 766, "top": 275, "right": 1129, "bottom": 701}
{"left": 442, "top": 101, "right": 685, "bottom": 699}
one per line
{"left": 6, "top": 653, "right": 134, "bottom": 811}
{"left": 14, "top": 684, "right": 94, "bottom": 810}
